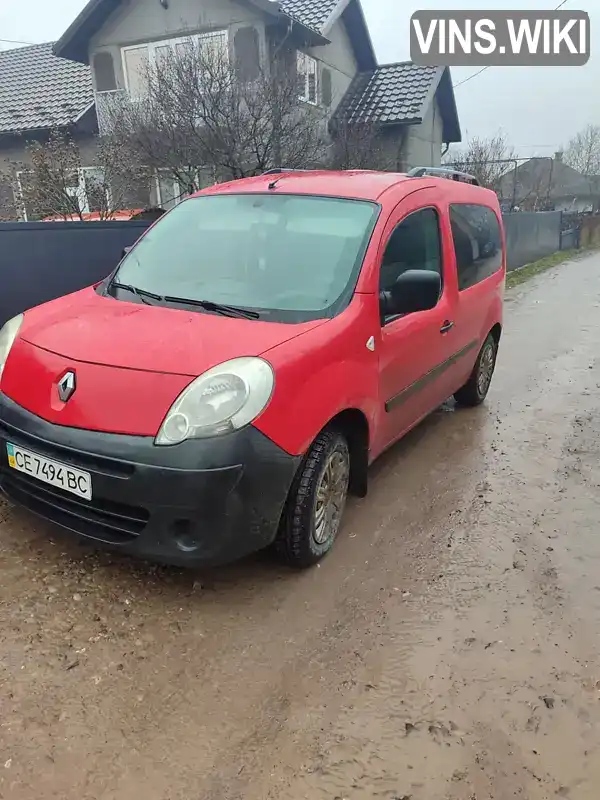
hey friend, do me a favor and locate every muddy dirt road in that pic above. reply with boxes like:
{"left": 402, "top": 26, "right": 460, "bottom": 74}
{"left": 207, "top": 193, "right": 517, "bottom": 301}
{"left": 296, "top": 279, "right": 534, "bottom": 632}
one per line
{"left": 2, "top": 252, "right": 600, "bottom": 800}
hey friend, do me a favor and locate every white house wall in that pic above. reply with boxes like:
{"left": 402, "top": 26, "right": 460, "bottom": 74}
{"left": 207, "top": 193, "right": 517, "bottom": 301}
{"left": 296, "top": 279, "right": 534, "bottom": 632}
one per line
{"left": 402, "top": 98, "right": 444, "bottom": 170}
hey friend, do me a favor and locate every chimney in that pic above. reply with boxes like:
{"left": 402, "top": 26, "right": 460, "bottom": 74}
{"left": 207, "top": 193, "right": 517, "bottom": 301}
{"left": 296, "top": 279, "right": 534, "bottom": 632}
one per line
{"left": 554, "top": 150, "right": 563, "bottom": 162}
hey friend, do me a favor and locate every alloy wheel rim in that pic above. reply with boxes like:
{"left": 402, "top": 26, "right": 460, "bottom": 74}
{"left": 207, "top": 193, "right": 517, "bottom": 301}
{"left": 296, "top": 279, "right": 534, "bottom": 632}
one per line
{"left": 477, "top": 343, "right": 495, "bottom": 397}
{"left": 313, "top": 450, "right": 350, "bottom": 545}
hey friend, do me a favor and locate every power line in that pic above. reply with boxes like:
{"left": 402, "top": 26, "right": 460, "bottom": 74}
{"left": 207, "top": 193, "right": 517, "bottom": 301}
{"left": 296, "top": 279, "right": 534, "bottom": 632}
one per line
{"left": 453, "top": 0, "right": 570, "bottom": 89}
{"left": 454, "top": 66, "right": 489, "bottom": 89}
{"left": 0, "top": 37, "right": 37, "bottom": 46}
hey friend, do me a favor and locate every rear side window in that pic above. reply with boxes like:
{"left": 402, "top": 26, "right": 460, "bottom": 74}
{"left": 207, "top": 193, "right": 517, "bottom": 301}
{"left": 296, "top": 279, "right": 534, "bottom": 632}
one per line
{"left": 450, "top": 204, "right": 503, "bottom": 291}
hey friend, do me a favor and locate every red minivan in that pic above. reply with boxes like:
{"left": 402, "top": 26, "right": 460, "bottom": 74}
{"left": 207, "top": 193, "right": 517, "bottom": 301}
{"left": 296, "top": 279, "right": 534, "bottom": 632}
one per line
{"left": 0, "top": 168, "right": 504, "bottom": 568}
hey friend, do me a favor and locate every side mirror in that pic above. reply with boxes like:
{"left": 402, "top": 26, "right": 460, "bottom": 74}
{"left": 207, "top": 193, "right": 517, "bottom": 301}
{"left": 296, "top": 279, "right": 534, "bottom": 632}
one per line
{"left": 380, "top": 270, "right": 441, "bottom": 318}
{"left": 121, "top": 246, "right": 132, "bottom": 259}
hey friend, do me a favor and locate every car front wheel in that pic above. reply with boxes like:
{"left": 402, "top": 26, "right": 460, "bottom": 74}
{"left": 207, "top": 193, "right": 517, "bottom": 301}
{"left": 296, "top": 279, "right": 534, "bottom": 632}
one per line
{"left": 276, "top": 429, "right": 350, "bottom": 569}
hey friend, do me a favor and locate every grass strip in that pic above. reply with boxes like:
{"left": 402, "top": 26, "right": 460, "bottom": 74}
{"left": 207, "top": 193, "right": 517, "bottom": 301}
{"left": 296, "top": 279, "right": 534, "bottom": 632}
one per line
{"left": 506, "top": 248, "right": 593, "bottom": 289}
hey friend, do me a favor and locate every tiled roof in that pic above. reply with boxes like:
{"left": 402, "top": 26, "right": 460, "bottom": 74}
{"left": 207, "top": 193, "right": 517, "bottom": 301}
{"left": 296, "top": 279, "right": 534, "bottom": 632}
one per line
{"left": 280, "top": 0, "right": 340, "bottom": 32}
{"left": 335, "top": 62, "right": 441, "bottom": 125}
{"left": 0, "top": 43, "right": 94, "bottom": 135}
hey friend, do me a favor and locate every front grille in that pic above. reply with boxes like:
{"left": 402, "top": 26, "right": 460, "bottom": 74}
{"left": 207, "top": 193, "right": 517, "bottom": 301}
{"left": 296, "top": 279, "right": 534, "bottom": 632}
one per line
{"left": 1, "top": 469, "right": 148, "bottom": 544}
{"left": 0, "top": 419, "right": 135, "bottom": 478}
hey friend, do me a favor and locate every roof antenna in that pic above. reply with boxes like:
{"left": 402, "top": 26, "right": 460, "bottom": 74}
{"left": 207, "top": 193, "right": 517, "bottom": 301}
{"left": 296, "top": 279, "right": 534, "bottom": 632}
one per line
{"left": 268, "top": 177, "right": 281, "bottom": 190}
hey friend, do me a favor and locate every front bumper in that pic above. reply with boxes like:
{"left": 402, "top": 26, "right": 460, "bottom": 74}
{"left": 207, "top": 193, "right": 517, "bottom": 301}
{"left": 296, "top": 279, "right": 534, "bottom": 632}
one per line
{"left": 0, "top": 394, "right": 301, "bottom": 567}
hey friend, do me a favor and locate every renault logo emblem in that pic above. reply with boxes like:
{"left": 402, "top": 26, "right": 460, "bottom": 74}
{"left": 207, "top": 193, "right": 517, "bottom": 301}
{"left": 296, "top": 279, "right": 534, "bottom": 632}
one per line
{"left": 57, "top": 371, "right": 76, "bottom": 403}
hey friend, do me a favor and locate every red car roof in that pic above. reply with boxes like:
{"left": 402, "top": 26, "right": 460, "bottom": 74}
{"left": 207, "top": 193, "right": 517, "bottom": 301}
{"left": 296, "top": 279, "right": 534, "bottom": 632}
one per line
{"left": 202, "top": 170, "right": 415, "bottom": 202}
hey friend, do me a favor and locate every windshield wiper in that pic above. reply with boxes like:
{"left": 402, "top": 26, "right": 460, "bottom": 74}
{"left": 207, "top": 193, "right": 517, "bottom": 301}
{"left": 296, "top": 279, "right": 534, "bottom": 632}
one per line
{"left": 109, "top": 282, "right": 163, "bottom": 305}
{"left": 163, "top": 296, "right": 260, "bottom": 319}
{"left": 110, "top": 282, "right": 260, "bottom": 319}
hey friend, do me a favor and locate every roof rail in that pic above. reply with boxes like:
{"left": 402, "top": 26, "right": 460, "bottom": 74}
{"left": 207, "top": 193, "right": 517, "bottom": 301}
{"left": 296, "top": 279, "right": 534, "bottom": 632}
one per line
{"left": 263, "top": 168, "right": 314, "bottom": 175}
{"left": 406, "top": 166, "right": 480, "bottom": 186}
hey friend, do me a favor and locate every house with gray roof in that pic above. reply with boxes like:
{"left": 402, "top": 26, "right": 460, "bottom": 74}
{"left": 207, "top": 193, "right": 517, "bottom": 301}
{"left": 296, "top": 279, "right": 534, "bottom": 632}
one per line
{"left": 53, "top": 0, "right": 461, "bottom": 200}
{"left": 498, "top": 153, "right": 600, "bottom": 213}
{"left": 0, "top": 43, "right": 98, "bottom": 219}
{"left": 2, "top": 0, "right": 462, "bottom": 218}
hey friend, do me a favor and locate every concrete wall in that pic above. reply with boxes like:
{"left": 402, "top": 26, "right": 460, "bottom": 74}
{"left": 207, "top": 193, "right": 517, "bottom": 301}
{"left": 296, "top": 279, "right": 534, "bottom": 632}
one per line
{"left": 89, "top": 0, "right": 265, "bottom": 91}
{"left": 502, "top": 211, "right": 562, "bottom": 271}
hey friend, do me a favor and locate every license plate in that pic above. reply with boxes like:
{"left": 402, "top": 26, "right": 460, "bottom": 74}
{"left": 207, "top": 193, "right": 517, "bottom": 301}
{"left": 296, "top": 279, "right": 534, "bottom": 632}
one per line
{"left": 6, "top": 443, "right": 92, "bottom": 501}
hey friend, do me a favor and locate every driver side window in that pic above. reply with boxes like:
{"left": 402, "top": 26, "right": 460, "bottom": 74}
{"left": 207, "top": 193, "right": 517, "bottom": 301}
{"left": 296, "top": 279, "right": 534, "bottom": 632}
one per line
{"left": 379, "top": 207, "right": 443, "bottom": 296}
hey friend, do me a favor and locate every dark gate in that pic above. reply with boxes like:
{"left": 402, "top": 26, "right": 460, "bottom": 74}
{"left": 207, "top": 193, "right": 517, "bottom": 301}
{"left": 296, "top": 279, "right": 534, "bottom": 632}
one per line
{"left": 0, "top": 221, "right": 151, "bottom": 328}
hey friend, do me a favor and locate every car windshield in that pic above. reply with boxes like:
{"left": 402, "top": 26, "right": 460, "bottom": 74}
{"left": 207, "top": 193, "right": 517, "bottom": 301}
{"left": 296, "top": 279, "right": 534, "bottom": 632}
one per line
{"left": 112, "top": 193, "right": 379, "bottom": 323}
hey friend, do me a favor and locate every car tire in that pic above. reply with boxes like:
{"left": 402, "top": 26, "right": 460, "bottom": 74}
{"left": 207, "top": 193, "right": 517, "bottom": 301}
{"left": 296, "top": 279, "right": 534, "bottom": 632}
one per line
{"left": 454, "top": 334, "right": 498, "bottom": 407}
{"left": 276, "top": 428, "right": 350, "bottom": 569}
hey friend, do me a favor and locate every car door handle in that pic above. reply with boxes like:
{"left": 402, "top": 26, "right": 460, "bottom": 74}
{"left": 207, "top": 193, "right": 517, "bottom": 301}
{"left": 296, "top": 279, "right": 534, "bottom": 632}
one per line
{"left": 440, "top": 320, "right": 454, "bottom": 334}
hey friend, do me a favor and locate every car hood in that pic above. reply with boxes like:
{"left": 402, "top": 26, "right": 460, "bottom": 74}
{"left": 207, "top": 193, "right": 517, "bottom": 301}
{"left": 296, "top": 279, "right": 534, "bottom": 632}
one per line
{"left": 20, "top": 288, "right": 327, "bottom": 376}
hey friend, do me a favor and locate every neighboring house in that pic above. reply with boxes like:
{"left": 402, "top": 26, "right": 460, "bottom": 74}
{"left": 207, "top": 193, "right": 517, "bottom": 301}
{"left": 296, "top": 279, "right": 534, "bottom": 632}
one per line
{"left": 0, "top": 43, "right": 97, "bottom": 219}
{"left": 499, "top": 153, "right": 600, "bottom": 213}
{"left": 53, "top": 0, "right": 461, "bottom": 200}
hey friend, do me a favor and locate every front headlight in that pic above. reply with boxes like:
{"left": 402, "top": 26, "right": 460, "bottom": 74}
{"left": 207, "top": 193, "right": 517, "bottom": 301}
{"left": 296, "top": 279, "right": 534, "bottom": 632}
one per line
{"left": 0, "top": 314, "right": 23, "bottom": 383}
{"left": 155, "top": 356, "right": 275, "bottom": 445}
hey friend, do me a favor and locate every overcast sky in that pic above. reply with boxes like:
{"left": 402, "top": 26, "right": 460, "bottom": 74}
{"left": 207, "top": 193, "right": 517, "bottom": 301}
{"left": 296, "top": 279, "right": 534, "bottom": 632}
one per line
{"left": 0, "top": 0, "right": 596, "bottom": 156}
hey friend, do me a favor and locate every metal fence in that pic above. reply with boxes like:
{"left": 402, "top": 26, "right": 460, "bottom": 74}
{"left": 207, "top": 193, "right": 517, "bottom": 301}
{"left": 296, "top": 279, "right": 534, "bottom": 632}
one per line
{"left": 0, "top": 210, "right": 577, "bottom": 329}
{"left": 501, "top": 211, "right": 562, "bottom": 272}
{"left": 0, "top": 220, "right": 151, "bottom": 328}
{"left": 560, "top": 226, "right": 581, "bottom": 251}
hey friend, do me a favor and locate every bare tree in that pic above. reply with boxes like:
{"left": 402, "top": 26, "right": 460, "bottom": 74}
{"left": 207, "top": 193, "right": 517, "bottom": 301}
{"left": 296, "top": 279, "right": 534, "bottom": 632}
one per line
{"left": 1, "top": 132, "right": 82, "bottom": 220}
{"left": 327, "top": 120, "right": 393, "bottom": 171}
{"left": 106, "top": 37, "right": 329, "bottom": 188}
{"left": 564, "top": 124, "right": 600, "bottom": 176}
{"left": 444, "top": 132, "right": 516, "bottom": 192}
{"left": 1, "top": 130, "right": 152, "bottom": 221}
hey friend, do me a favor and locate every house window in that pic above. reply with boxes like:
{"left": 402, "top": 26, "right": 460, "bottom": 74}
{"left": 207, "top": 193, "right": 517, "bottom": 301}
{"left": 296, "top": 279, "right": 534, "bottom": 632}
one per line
{"left": 122, "top": 46, "right": 150, "bottom": 98}
{"left": 122, "top": 31, "right": 229, "bottom": 99}
{"left": 156, "top": 172, "right": 183, "bottom": 211}
{"left": 82, "top": 167, "right": 113, "bottom": 212}
{"left": 234, "top": 26, "right": 260, "bottom": 81}
{"left": 93, "top": 52, "right": 117, "bottom": 92}
{"left": 297, "top": 52, "right": 318, "bottom": 104}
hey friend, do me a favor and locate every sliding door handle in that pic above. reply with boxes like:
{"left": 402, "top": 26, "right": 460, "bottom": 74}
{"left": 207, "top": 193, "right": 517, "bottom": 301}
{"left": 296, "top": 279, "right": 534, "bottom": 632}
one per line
{"left": 440, "top": 320, "right": 454, "bottom": 334}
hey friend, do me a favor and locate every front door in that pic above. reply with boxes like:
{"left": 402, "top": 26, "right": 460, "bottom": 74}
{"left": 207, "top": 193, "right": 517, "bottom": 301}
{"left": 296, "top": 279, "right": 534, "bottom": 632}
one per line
{"left": 376, "top": 197, "right": 460, "bottom": 452}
